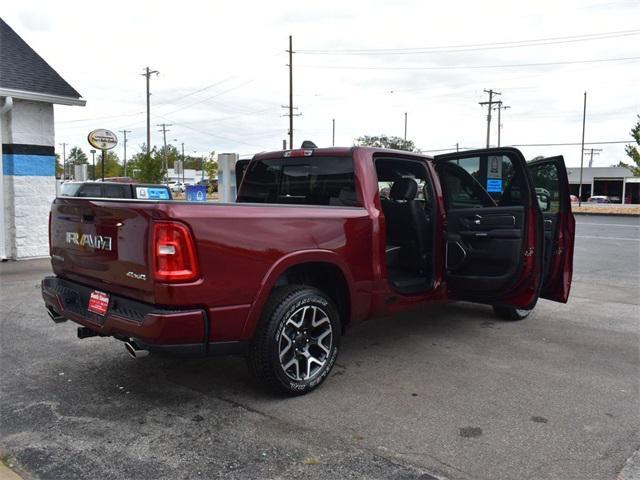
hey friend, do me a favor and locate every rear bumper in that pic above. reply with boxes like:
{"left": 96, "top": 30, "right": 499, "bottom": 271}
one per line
{"left": 41, "top": 276, "right": 245, "bottom": 356}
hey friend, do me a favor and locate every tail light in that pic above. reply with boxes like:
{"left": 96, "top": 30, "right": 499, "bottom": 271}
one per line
{"left": 152, "top": 222, "right": 199, "bottom": 282}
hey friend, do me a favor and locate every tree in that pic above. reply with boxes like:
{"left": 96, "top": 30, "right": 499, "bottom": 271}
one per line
{"left": 94, "top": 151, "right": 122, "bottom": 180}
{"left": 128, "top": 144, "right": 165, "bottom": 184}
{"left": 354, "top": 135, "right": 416, "bottom": 152}
{"left": 617, "top": 115, "right": 640, "bottom": 176}
{"left": 67, "top": 146, "right": 88, "bottom": 166}
{"left": 203, "top": 151, "right": 217, "bottom": 181}
{"left": 55, "top": 153, "right": 63, "bottom": 178}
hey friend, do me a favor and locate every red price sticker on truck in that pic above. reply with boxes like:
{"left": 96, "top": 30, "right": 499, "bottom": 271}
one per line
{"left": 88, "top": 291, "right": 110, "bottom": 316}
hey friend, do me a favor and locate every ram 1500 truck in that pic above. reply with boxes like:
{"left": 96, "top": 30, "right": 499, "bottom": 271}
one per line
{"left": 42, "top": 146, "right": 575, "bottom": 395}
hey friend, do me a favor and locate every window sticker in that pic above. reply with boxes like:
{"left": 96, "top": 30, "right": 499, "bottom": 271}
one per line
{"left": 487, "top": 178, "right": 503, "bottom": 193}
{"left": 136, "top": 187, "right": 170, "bottom": 200}
{"left": 487, "top": 156, "right": 502, "bottom": 179}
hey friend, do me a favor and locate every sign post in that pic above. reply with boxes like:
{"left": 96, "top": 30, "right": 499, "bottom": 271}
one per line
{"left": 88, "top": 129, "right": 118, "bottom": 181}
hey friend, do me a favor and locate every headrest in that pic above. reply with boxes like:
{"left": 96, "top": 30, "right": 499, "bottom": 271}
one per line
{"left": 390, "top": 178, "right": 417, "bottom": 201}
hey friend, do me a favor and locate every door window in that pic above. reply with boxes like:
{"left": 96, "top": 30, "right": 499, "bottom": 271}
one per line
{"left": 528, "top": 162, "right": 561, "bottom": 213}
{"left": 77, "top": 184, "right": 102, "bottom": 197}
{"left": 436, "top": 155, "right": 527, "bottom": 209}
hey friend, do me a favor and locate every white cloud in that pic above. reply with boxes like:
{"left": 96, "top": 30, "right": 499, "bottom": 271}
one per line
{"left": 2, "top": 0, "right": 639, "bottom": 165}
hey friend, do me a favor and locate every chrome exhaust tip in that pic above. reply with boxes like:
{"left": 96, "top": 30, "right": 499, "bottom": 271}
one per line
{"left": 47, "top": 307, "right": 67, "bottom": 323}
{"left": 124, "top": 341, "right": 149, "bottom": 359}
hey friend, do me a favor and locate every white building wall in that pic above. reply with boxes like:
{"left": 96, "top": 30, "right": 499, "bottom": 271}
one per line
{"left": 2, "top": 99, "right": 56, "bottom": 259}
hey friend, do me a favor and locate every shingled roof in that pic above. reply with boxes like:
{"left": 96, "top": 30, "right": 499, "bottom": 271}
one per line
{"left": 0, "top": 17, "right": 82, "bottom": 100}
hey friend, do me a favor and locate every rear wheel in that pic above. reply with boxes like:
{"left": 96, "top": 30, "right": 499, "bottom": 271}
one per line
{"left": 247, "top": 285, "right": 340, "bottom": 396}
{"left": 493, "top": 305, "right": 533, "bottom": 321}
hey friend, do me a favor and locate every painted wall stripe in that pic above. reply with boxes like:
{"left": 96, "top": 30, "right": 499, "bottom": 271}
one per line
{"left": 1, "top": 144, "right": 55, "bottom": 156}
{"left": 3, "top": 154, "right": 55, "bottom": 176}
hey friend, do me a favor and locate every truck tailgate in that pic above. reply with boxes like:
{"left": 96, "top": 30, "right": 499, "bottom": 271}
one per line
{"left": 50, "top": 198, "right": 156, "bottom": 301}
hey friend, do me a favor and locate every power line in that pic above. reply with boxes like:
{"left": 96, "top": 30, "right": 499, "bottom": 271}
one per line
{"left": 297, "top": 56, "right": 640, "bottom": 71}
{"left": 298, "top": 30, "right": 640, "bottom": 55}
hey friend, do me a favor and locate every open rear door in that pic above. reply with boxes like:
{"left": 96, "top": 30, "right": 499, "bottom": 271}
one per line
{"left": 527, "top": 155, "right": 575, "bottom": 302}
{"left": 434, "top": 148, "right": 543, "bottom": 309}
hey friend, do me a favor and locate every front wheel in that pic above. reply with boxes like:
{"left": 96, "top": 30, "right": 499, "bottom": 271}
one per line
{"left": 247, "top": 286, "right": 340, "bottom": 396}
{"left": 493, "top": 305, "right": 533, "bottom": 321}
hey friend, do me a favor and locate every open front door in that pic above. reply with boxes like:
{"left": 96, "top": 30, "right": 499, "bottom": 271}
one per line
{"left": 434, "top": 148, "right": 543, "bottom": 309}
{"left": 527, "top": 155, "right": 575, "bottom": 303}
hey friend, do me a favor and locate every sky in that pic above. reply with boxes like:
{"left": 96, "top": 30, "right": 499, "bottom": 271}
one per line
{"left": 2, "top": 0, "right": 639, "bottom": 167}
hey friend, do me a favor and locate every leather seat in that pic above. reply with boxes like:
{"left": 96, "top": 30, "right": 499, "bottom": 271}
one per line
{"left": 381, "top": 178, "right": 431, "bottom": 274}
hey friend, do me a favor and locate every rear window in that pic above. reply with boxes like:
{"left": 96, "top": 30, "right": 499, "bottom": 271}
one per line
{"left": 59, "top": 183, "right": 82, "bottom": 196}
{"left": 237, "top": 156, "right": 359, "bottom": 206}
{"left": 103, "top": 184, "right": 132, "bottom": 198}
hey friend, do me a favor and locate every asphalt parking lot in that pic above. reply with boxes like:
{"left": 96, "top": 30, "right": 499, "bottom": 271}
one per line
{"left": 1, "top": 214, "right": 638, "bottom": 480}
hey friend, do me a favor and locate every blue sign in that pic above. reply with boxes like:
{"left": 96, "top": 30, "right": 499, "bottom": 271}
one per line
{"left": 487, "top": 179, "right": 503, "bottom": 193}
{"left": 147, "top": 188, "right": 170, "bottom": 199}
{"left": 186, "top": 185, "right": 207, "bottom": 202}
{"left": 135, "top": 186, "right": 170, "bottom": 200}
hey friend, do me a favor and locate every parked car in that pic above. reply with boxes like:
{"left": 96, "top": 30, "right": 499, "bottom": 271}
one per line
{"left": 43, "top": 147, "right": 575, "bottom": 395}
{"left": 170, "top": 181, "right": 188, "bottom": 193}
{"left": 587, "top": 195, "right": 611, "bottom": 203}
{"left": 59, "top": 181, "right": 172, "bottom": 200}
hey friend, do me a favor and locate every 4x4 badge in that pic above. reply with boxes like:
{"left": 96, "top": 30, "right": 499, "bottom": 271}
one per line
{"left": 126, "top": 272, "right": 147, "bottom": 281}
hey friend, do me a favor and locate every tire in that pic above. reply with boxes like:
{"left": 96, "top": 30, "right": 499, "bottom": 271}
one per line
{"left": 492, "top": 305, "right": 533, "bottom": 321}
{"left": 247, "top": 285, "right": 341, "bottom": 396}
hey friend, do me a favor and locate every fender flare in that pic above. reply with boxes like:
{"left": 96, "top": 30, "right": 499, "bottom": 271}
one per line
{"left": 240, "top": 249, "right": 355, "bottom": 340}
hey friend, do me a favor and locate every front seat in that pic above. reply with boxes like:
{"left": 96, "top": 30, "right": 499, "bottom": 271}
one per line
{"left": 381, "top": 178, "right": 431, "bottom": 275}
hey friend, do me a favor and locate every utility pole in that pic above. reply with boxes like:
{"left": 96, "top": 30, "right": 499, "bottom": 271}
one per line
{"left": 59, "top": 143, "right": 67, "bottom": 180}
{"left": 479, "top": 89, "right": 501, "bottom": 148}
{"left": 181, "top": 142, "right": 185, "bottom": 185}
{"left": 157, "top": 123, "right": 171, "bottom": 184}
{"left": 492, "top": 102, "right": 511, "bottom": 147}
{"left": 404, "top": 112, "right": 408, "bottom": 143}
{"left": 142, "top": 67, "right": 159, "bottom": 156}
{"left": 578, "top": 91, "right": 587, "bottom": 206}
{"left": 90, "top": 149, "right": 96, "bottom": 180}
{"left": 584, "top": 148, "right": 602, "bottom": 168}
{"left": 456, "top": 143, "right": 459, "bottom": 152}
{"left": 281, "top": 35, "right": 301, "bottom": 149}
{"left": 119, "top": 129, "right": 131, "bottom": 177}
{"left": 332, "top": 118, "right": 335, "bottom": 147}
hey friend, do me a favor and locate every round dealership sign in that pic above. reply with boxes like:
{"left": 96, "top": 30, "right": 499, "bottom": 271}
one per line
{"left": 88, "top": 129, "right": 118, "bottom": 150}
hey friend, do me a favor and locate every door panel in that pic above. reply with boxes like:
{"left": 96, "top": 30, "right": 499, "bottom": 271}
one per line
{"left": 435, "top": 148, "right": 543, "bottom": 309}
{"left": 527, "top": 156, "right": 575, "bottom": 302}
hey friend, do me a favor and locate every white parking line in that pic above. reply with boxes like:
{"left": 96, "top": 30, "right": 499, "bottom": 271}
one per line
{"left": 576, "top": 235, "right": 640, "bottom": 242}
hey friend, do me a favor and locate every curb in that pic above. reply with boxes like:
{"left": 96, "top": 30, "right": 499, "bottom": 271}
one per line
{"left": 617, "top": 449, "right": 640, "bottom": 480}
{"left": 573, "top": 212, "right": 640, "bottom": 217}
{"left": 0, "top": 464, "right": 23, "bottom": 480}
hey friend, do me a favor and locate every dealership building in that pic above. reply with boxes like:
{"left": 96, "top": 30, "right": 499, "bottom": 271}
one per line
{"left": 0, "top": 19, "right": 85, "bottom": 260}
{"left": 566, "top": 166, "right": 639, "bottom": 204}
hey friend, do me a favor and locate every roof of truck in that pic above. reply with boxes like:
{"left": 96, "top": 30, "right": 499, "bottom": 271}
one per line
{"left": 253, "top": 146, "right": 434, "bottom": 161}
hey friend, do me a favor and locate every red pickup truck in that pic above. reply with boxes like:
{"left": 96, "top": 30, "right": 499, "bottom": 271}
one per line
{"left": 42, "top": 146, "right": 575, "bottom": 395}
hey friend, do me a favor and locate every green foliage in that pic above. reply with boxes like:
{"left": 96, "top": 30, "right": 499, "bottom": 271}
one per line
{"left": 93, "top": 151, "right": 122, "bottom": 180}
{"left": 354, "top": 135, "right": 416, "bottom": 152}
{"left": 617, "top": 115, "right": 640, "bottom": 176}
{"left": 127, "top": 144, "right": 166, "bottom": 184}
{"left": 67, "top": 146, "right": 88, "bottom": 166}
{"left": 203, "top": 151, "right": 218, "bottom": 181}
{"left": 55, "top": 153, "right": 63, "bottom": 178}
